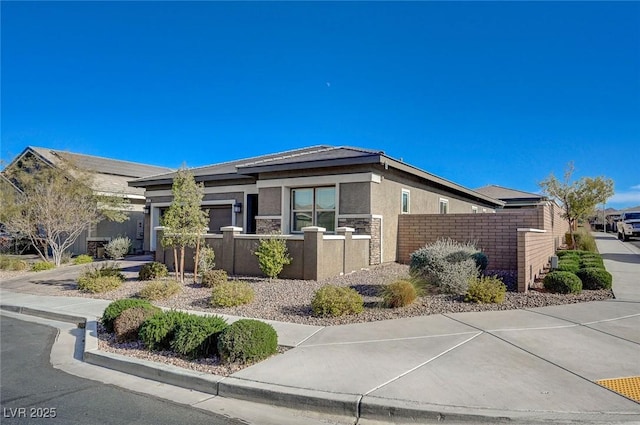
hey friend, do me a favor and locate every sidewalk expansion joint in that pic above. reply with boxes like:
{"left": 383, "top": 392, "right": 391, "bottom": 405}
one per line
{"left": 301, "top": 330, "right": 480, "bottom": 348}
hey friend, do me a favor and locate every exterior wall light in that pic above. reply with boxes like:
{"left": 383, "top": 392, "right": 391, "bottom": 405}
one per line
{"left": 234, "top": 202, "right": 242, "bottom": 214}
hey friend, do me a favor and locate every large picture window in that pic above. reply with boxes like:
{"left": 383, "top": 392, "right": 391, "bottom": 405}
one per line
{"left": 291, "top": 187, "right": 336, "bottom": 232}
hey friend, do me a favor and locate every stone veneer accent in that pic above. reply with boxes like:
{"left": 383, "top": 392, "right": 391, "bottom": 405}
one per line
{"left": 256, "top": 218, "right": 282, "bottom": 234}
{"left": 338, "top": 217, "right": 381, "bottom": 265}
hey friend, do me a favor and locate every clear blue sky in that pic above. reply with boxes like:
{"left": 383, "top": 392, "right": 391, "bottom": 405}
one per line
{"left": 2, "top": 2, "right": 639, "bottom": 208}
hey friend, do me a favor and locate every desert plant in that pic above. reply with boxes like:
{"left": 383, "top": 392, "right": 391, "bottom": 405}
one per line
{"left": 77, "top": 275, "right": 123, "bottom": 293}
{"left": 113, "top": 306, "right": 160, "bottom": 342}
{"left": 0, "top": 256, "right": 28, "bottom": 271}
{"left": 311, "top": 285, "right": 364, "bottom": 317}
{"left": 254, "top": 234, "right": 292, "bottom": 279}
{"left": 139, "top": 280, "right": 182, "bottom": 300}
{"left": 138, "top": 261, "right": 169, "bottom": 280}
{"left": 210, "top": 281, "right": 255, "bottom": 307}
{"left": 197, "top": 245, "right": 216, "bottom": 275}
{"left": 104, "top": 236, "right": 132, "bottom": 259}
{"left": 409, "top": 238, "right": 480, "bottom": 294}
{"left": 81, "top": 262, "right": 125, "bottom": 281}
{"left": 171, "top": 314, "right": 228, "bottom": 358}
{"left": 471, "top": 252, "right": 489, "bottom": 273}
{"left": 201, "top": 269, "right": 228, "bottom": 288}
{"left": 102, "top": 298, "right": 158, "bottom": 333}
{"left": 60, "top": 251, "right": 73, "bottom": 264}
{"left": 31, "top": 260, "right": 55, "bottom": 272}
{"left": 555, "top": 261, "right": 580, "bottom": 274}
{"left": 381, "top": 279, "right": 418, "bottom": 308}
{"left": 217, "top": 319, "right": 278, "bottom": 364}
{"left": 543, "top": 271, "right": 582, "bottom": 294}
{"left": 465, "top": 275, "right": 507, "bottom": 304}
{"left": 580, "top": 258, "right": 605, "bottom": 270}
{"left": 574, "top": 227, "right": 598, "bottom": 252}
{"left": 576, "top": 268, "right": 612, "bottom": 290}
{"left": 73, "top": 254, "right": 94, "bottom": 265}
{"left": 139, "top": 310, "right": 191, "bottom": 351}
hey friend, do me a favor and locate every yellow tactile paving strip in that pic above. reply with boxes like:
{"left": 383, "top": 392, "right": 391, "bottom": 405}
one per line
{"left": 597, "top": 376, "right": 640, "bottom": 402}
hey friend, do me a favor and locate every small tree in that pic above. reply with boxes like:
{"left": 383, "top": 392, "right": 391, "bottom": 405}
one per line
{"left": 539, "top": 162, "right": 614, "bottom": 249}
{"left": 254, "top": 234, "right": 292, "bottom": 279}
{"left": 161, "top": 168, "right": 208, "bottom": 283}
{"left": 0, "top": 156, "right": 128, "bottom": 266}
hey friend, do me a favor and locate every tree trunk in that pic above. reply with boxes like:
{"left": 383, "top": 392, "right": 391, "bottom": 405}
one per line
{"left": 193, "top": 237, "right": 201, "bottom": 283}
{"left": 180, "top": 246, "right": 185, "bottom": 283}
{"left": 173, "top": 247, "right": 179, "bottom": 281}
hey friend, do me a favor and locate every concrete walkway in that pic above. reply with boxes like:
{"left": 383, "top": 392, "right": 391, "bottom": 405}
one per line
{"left": 1, "top": 234, "right": 639, "bottom": 424}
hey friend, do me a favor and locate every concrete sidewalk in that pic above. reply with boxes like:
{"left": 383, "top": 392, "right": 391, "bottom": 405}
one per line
{"left": 1, "top": 233, "right": 639, "bottom": 424}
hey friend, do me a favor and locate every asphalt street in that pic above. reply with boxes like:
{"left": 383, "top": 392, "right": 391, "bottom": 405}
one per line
{"left": 0, "top": 316, "right": 244, "bottom": 425}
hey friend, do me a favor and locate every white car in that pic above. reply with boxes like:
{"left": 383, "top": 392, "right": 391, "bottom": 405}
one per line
{"left": 617, "top": 211, "right": 640, "bottom": 241}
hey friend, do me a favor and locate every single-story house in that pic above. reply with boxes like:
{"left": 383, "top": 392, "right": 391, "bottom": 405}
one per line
{"left": 475, "top": 184, "right": 548, "bottom": 209}
{"left": 130, "top": 145, "right": 504, "bottom": 265}
{"left": 1, "top": 146, "right": 173, "bottom": 256}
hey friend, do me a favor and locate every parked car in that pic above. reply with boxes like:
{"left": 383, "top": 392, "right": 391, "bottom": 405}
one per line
{"left": 617, "top": 211, "right": 640, "bottom": 241}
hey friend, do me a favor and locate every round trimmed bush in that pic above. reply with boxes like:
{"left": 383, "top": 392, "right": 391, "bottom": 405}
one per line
{"left": 471, "top": 252, "right": 489, "bottom": 273}
{"left": 311, "top": 285, "right": 364, "bottom": 317}
{"left": 210, "top": 281, "right": 254, "bottom": 307}
{"left": 113, "top": 306, "right": 160, "bottom": 342}
{"left": 139, "top": 310, "right": 191, "bottom": 351}
{"left": 217, "top": 319, "right": 278, "bottom": 364}
{"left": 138, "top": 262, "right": 169, "bottom": 280}
{"left": 201, "top": 269, "right": 228, "bottom": 288}
{"left": 171, "top": 314, "right": 228, "bottom": 358}
{"left": 138, "top": 280, "right": 181, "bottom": 300}
{"left": 102, "top": 299, "right": 158, "bottom": 333}
{"left": 555, "top": 261, "right": 580, "bottom": 273}
{"left": 576, "top": 268, "right": 612, "bottom": 290}
{"left": 464, "top": 275, "right": 507, "bottom": 304}
{"left": 77, "top": 275, "right": 123, "bottom": 293}
{"left": 543, "top": 271, "right": 582, "bottom": 294}
{"left": 580, "top": 258, "right": 605, "bottom": 269}
{"left": 31, "top": 261, "right": 55, "bottom": 272}
{"left": 381, "top": 279, "right": 418, "bottom": 308}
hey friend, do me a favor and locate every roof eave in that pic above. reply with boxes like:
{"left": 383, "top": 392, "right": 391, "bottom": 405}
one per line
{"left": 236, "top": 155, "right": 382, "bottom": 174}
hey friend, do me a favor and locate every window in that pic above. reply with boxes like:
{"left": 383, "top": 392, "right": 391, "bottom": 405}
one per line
{"left": 401, "top": 189, "right": 410, "bottom": 214}
{"left": 439, "top": 198, "right": 449, "bottom": 214}
{"left": 291, "top": 187, "right": 336, "bottom": 232}
{"left": 472, "top": 206, "right": 478, "bottom": 213}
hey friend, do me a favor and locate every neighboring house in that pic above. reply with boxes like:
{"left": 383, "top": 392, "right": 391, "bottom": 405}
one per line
{"left": 1, "top": 146, "right": 173, "bottom": 256}
{"left": 475, "top": 184, "right": 548, "bottom": 209}
{"left": 130, "top": 145, "right": 504, "bottom": 264}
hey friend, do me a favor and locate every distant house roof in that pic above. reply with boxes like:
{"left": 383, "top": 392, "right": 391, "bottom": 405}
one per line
{"left": 4, "top": 146, "right": 174, "bottom": 198}
{"left": 130, "top": 145, "right": 504, "bottom": 207}
{"left": 475, "top": 184, "right": 547, "bottom": 207}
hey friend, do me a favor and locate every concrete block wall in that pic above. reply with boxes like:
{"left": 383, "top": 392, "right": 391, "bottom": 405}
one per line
{"left": 517, "top": 229, "right": 553, "bottom": 292}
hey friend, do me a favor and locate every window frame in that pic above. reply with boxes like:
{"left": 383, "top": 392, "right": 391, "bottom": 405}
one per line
{"left": 439, "top": 198, "right": 449, "bottom": 214}
{"left": 401, "top": 189, "right": 410, "bottom": 214}
{"left": 290, "top": 186, "right": 336, "bottom": 233}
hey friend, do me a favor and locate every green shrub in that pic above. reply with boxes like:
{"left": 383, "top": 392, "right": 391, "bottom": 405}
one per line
{"left": 254, "top": 234, "right": 291, "bottom": 279}
{"left": 31, "top": 261, "right": 55, "bottom": 272}
{"left": 210, "top": 281, "right": 255, "bottom": 307}
{"left": 556, "top": 250, "right": 581, "bottom": 258}
{"left": 102, "top": 299, "right": 158, "bottom": 333}
{"left": 543, "top": 271, "right": 582, "bottom": 294}
{"left": 171, "top": 314, "right": 228, "bottom": 358}
{"left": 81, "top": 262, "right": 125, "bottom": 281}
{"left": 138, "top": 262, "right": 169, "bottom": 280}
{"left": 471, "top": 252, "right": 489, "bottom": 273}
{"left": 113, "top": 306, "right": 160, "bottom": 342}
{"left": 139, "top": 280, "right": 182, "bottom": 300}
{"left": 576, "top": 268, "right": 612, "bottom": 290}
{"left": 311, "top": 285, "right": 364, "bottom": 317}
{"left": 409, "top": 239, "right": 480, "bottom": 294}
{"left": 464, "top": 275, "right": 507, "bottom": 304}
{"left": 0, "top": 256, "right": 28, "bottom": 271}
{"left": 104, "top": 236, "right": 132, "bottom": 259}
{"left": 381, "top": 279, "right": 418, "bottom": 308}
{"left": 73, "top": 254, "right": 94, "bottom": 265}
{"left": 556, "top": 261, "right": 580, "bottom": 273}
{"left": 77, "top": 275, "right": 123, "bottom": 293}
{"left": 201, "top": 269, "right": 228, "bottom": 288}
{"left": 139, "top": 310, "right": 191, "bottom": 351}
{"left": 580, "top": 259, "right": 605, "bottom": 270}
{"left": 217, "top": 319, "right": 278, "bottom": 364}
{"left": 197, "top": 245, "right": 216, "bottom": 275}
{"left": 574, "top": 228, "right": 597, "bottom": 252}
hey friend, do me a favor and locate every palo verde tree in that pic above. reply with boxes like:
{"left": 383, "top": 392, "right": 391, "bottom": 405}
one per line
{"left": 539, "top": 162, "right": 614, "bottom": 249}
{"left": 0, "top": 155, "right": 129, "bottom": 266}
{"left": 160, "top": 167, "right": 208, "bottom": 283}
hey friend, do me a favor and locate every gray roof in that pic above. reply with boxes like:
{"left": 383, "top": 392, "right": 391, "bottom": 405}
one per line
{"left": 475, "top": 185, "right": 546, "bottom": 202}
{"left": 10, "top": 147, "right": 173, "bottom": 197}
{"left": 131, "top": 145, "right": 504, "bottom": 207}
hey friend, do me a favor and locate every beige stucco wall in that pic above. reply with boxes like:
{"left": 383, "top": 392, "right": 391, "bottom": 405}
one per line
{"left": 258, "top": 187, "right": 282, "bottom": 215}
{"left": 339, "top": 182, "right": 371, "bottom": 214}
